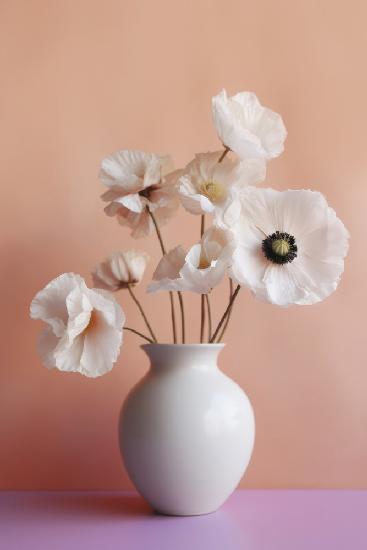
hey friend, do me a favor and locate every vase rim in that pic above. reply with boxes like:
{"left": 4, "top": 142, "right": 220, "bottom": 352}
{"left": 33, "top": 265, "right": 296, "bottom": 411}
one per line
{"left": 141, "top": 343, "right": 225, "bottom": 349}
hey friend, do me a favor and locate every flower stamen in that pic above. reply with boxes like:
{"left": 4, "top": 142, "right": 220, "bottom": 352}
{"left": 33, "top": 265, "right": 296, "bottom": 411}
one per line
{"left": 199, "top": 256, "right": 211, "bottom": 269}
{"left": 199, "top": 181, "right": 226, "bottom": 204}
{"left": 272, "top": 238, "right": 290, "bottom": 256}
{"left": 262, "top": 231, "right": 297, "bottom": 264}
{"left": 198, "top": 247, "right": 211, "bottom": 269}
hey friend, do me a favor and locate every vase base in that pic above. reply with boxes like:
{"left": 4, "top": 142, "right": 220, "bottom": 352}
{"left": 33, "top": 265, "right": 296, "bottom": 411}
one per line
{"left": 152, "top": 506, "right": 220, "bottom": 517}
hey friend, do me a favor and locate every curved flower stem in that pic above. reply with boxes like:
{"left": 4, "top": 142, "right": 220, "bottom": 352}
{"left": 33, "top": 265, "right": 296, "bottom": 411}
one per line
{"left": 127, "top": 284, "right": 157, "bottom": 343}
{"left": 205, "top": 293, "right": 212, "bottom": 342}
{"left": 210, "top": 284, "right": 241, "bottom": 343}
{"left": 218, "top": 147, "right": 230, "bottom": 164}
{"left": 217, "top": 278, "right": 233, "bottom": 342}
{"left": 148, "top": 208, "right": 166, "bottom": 255}
{"left": 124, "top": 326, "right": 154, "bottom": 344}
{"left": 148, "top": 208, "right": 181, "bottom": 344}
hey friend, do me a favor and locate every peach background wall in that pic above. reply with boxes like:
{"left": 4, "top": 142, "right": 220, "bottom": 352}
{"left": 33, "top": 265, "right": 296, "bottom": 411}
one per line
{"left": 1, "top": 0, "right": 366, "bottom": 490}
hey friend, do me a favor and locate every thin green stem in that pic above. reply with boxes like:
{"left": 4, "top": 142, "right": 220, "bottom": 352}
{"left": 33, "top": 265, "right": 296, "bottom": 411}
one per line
{"left": 210, "top": 284, "right": 241, "bottom": 343}
{"left": 127, "top": 284, "right": 157, "bottom": 342}
{"left": 205, "top": 294, "right": 212, "bottom": 342}
{"left": 217, "top": 278, "right": 233, "bottom": 342}
{"left": 124, "top": 326, "right": 154, "bottom": 343}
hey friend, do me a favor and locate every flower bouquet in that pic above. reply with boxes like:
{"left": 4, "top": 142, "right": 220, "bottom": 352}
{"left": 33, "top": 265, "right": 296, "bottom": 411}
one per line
{"left": 30, "top": 90, "right": 349, "bottom": 515}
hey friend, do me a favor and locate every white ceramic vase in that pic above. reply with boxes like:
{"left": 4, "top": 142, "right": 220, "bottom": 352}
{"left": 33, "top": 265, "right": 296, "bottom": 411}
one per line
{"left": 118, "top": 343, "right": 255, "bottom": 516}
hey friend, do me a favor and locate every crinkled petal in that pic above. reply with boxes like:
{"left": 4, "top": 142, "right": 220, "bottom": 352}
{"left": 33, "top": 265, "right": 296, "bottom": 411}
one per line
{"left": 149, "top": 186, "right": 179, "bottom": 210}
{"left": 53, "top": 332, "right": 85, "bottom": 373}
{"left": 65, "top": 289, "right": 93, "bottom": 341}
{"left": 112, "top": 206, "right": 152, "bottom": 238}
{"left": 30, "top": 273, "right": 85, "bottom": 337}
{"left": 184, "top": 243, "right": 201, "bottom": 268}
{"left": 100, "top": 186, "right": 140, "bottom": 202}
{"left": 148, "top": 277, "right": 187, "bottom": 294}
{"left": 148, "top": 246, "right": 187, "bottom": 294}
{"left": 262, "top": 265, "right": 305, "bottom": 306}
{"left": 92, "top": 288, "right": 125, "bottom": 330}
{"left": 301, "top": 207, "right": 350, "bottom": 260}
{"left": 162, "top": 168, "right": 183, "bottom": 189}
{"left": 100, "top": 150, "right": 152, "bottom": 188}
{"left": 232, "top": 158, "right": 267, "bottom": 187}
{"left": 129, "top": 210, "right": 152, "bottom": 238}
{"left": 151, "top": 202, "right": 179, "bottom": 228}
{"left": 104, "top": 202, "right": 121, "bottom": 217}
{"left": 271, "top": 189, "right": 329, "bottom": 237}
{"left": 216, "top": 196, "right": 242, "bottom": 228}
{"left": 259, "top": 259, "right": 342, "bottom": 307}
{"left": 229, "top": 240, "right": 268, "bottom": 290}
{"left": 143, "top": 155, "right": 163, "bottom": 188}
{"left": 289, "top": 257, "right": 344, "bottom": 304}
{"left": 79, "top": 316, "right": 123, "bottom": 378}
{"left": 234, "top": 187, "right": 280, "bottom": 236}
{"left": 152, "top": 245, "right": 186, "bottom": 281}
{"left": 236, "top": 187, "right": 329, "bottom": 238}
{"left": 116, "top": 193, "right": 144, "bottom": 213}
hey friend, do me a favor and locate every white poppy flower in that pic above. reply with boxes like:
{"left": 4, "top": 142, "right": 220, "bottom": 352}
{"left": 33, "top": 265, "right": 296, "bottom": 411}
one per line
{"left": 229, "top": 187, "right": 349, "bottom": 306}
{"left": 92, "top": 250, "right": 149, "bottom": 291}
{"left": 30, "top": 273, "right": 125, "bottom": 377}
{"left": 100, "top": 150, "right": 179, "bottom": 238}
{"left": 212, "top": 89, "right": 287, "bottom": 161}
{"left": 148, "top": 226, "right": 232, "bottom": 294}
{"left": 178, "top": 151, "right": 265, "bottom": 225}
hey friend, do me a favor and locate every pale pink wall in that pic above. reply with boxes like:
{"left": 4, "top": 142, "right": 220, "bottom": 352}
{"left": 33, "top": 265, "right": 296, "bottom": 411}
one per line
{"left": 1, "top": 0, "right": 366, "bottom": 490}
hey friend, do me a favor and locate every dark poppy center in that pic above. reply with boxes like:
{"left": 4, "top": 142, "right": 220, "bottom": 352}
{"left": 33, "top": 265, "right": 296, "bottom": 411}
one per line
{"left": 262, "top": 231, "right": 298, "bottom": 264}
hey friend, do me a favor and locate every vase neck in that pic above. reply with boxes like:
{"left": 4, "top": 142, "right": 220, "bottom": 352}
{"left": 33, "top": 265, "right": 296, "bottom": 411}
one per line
{"left": 141, "top": 344, "right": 225, "bottom": 371}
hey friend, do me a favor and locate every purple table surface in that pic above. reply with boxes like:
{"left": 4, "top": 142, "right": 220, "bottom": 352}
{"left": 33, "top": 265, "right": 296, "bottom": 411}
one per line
{"left": 0, "top": 490, "right": 366, "bottom": 550}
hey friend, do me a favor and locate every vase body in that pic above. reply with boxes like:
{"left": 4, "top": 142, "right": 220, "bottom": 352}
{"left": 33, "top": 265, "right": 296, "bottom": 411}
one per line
{"left": 118, "top": 343, "right": 255, "bottom": 516}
